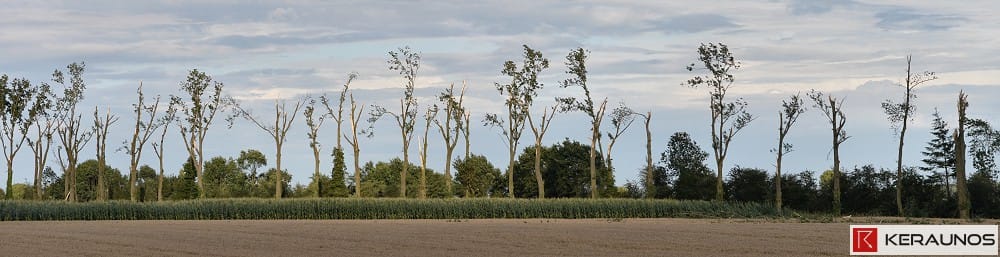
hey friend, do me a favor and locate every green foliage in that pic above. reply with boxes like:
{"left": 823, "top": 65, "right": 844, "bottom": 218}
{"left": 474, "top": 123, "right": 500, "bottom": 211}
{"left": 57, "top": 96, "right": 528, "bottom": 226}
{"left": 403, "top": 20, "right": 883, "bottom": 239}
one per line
{"left": 511, "top": 140, "right": 614, "bottom": 198}
{"left": 50, "top": 159, "right": 128, "bottom": 202}
{"left": 171, "top": 158, "right": 199, "bottom": 200}
{"left": 328, "top": 147, "right": 349, "bottom": 197}
{"left": 360, "top": 158, "right": 446, "bottom": 198}
{"left": 663, "top": 132, "right": 715, "bottom": 200}
{"left": 0, "top": 198, "right": 790, "bottom": 221}
{"left": 920, "top": 109, "right": 955, "bottom": 188}
{"left": 639, "top": 165, "right": 670, "bottom": 199}
{"left": 137, "top": 165, "right": 157, "bottom": 202}
{"left": 202, "top": 156, "right": 247, "bottom": 198}
{"left": 967, "top": 170, "right": 1000, "bottom": 218}
{"left": 454, "top": 154, "right": 502, "bottom": 197}
{"left": 725, "top": 167, "right": 769, "bottom": 203}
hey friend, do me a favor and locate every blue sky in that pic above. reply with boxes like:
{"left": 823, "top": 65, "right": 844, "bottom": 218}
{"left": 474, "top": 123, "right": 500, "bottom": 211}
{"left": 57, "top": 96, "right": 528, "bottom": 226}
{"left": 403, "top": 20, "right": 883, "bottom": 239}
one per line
{"left": 2, "top": 0, "right": 999, "bottom": 189}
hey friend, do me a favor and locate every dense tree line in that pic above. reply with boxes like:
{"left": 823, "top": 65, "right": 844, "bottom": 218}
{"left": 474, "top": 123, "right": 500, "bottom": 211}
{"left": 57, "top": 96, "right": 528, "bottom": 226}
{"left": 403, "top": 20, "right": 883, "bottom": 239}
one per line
{"left": 1, "top": 43, "right": 998, "bottom": 219}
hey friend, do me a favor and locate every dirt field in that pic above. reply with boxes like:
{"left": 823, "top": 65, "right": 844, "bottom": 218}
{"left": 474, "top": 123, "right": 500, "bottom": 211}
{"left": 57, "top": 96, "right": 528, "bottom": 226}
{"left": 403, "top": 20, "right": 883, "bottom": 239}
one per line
{"left": 0, "top": 218, "right": 973, "bottom": 256}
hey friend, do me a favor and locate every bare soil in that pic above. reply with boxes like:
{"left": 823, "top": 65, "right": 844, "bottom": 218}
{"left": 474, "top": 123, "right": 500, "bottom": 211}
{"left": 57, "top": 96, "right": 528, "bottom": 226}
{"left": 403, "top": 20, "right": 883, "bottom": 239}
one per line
{"left": 0, "top": 218, "right": 993, "bottom": 256}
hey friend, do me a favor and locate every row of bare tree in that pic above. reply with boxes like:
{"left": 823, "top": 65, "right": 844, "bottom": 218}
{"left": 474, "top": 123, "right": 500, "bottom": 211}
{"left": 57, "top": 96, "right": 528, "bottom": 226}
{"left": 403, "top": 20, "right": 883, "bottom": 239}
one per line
{"left": 0, "top": 43, "right": 976, "bottom": 221}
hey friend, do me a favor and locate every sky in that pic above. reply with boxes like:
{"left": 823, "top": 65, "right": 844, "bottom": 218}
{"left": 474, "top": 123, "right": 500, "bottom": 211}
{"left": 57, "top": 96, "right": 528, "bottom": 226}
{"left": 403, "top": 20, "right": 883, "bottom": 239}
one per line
{"left": 2, "top": 0, "right": 999, "bottom": 190}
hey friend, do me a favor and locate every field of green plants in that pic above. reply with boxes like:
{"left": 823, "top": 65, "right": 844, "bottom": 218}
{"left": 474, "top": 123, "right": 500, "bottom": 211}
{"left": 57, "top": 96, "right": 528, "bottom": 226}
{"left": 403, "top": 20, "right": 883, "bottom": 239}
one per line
{"left": 0, "top": 198, "right": 791, "bottom": 221}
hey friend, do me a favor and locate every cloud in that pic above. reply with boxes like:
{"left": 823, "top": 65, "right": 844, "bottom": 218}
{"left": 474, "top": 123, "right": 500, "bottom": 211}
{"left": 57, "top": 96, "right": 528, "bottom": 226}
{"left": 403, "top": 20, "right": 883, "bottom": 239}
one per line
{"left": 2, "top": 1, "right": 1000, "bottom": 189}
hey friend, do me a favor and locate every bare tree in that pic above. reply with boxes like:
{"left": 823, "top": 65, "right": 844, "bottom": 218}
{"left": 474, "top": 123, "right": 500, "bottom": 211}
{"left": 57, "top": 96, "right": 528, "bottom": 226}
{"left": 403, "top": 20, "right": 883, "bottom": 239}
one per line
{"left": 26, "top": 83, "right": 56, "bottom": 199}
{"left": 321, "top": 73, "right": 358, "bottom": 151}
{"left": 774, "top": 94, "right": 806, "bottom": 210}
{"left": 304, "top": 97, "right": 327, "bottom": 197}
{"left": 93, "top": 107, "right": 119, "bottom": 201}
{"left": 527, "top": 104, "right": 559, "bottom": 198}
{"left": 955, "top": 91, "right": 970, "bottom": 219}
{"left": 418, "top": 106, "right": 438, "bottom": 198}
{"left": 172, "top": 69, "right": 233, "bottom": 198}
{"left": 631, "top": 111, "right": 653, "bottom": 199}
{"left": 605, "top": 103, "right": 636, "bottom": 179}
{"left": 463, "top": 112, "right": 471, "bottom": 159}
{"left": 319, "top": 73, "right": 357, "bottom": 197}
{"left": 557, "top": 47, "right": 609, "bottom": 199}
{"left": 370, "top": 46, "right": 420, "bottom": 198}
{"left": 123, "top": 83, "right": 162, "bottom": 202}
{"left": 808, "top": 90, "right": 849, "bottom": 216}
{"left": 236, "top": 99, "right": 305, "bottom": 198}
{"left": 345, "top": 93, "right": 368, "bottom": 197}
{"left": 152, "top": 103, "right": 177, "bottom": 201}
{"left": 882, "top": 55, "right": 937, "bottom": 216}
{"left": 683, "top": 43, "right": 754, "bottom": 201}
{"left": 435, "top": 82, "right": 466, "bottom": 196}
{"left": 53, "top": 62, "right": 93, "bottom": 202}
{"left": 485, "top": 45, "right": 549, "bottom": 198}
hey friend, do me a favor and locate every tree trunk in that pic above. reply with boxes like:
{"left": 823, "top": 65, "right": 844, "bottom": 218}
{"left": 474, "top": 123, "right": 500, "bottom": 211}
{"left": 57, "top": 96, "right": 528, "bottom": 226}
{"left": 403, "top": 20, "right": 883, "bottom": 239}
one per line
{"left": 776, "top": 117, "right": 784, "bottom": 210}
{"left": 644, "top": 113, "right": 652, "bottom": 199}
{"left": 401, "top": 143, "right": 409, "bottom": 198}
{"left": 832, "top": 103, "right": 841, "bottom": 216}
{"left": 196, "top": 145, "right": 205, "bottom": 199}
{"left": 313, "top": 145, "right": 321, "bottom": 198}
{"left": 533, "top": 140, "right": 544, "bottom": 199}
{"left": 353, "top": 145, "right": 361, "bottom": 197}
{"left": 157, "top": 155, "right": 164, "bottom": 201}
{"left": 589, "top": 129, "right": 598, "bottom": 199}
{"left": 895, "top": 84, "right": 911, "bottom": 216}
{"left": 715, "top": 159, "right": 724, "bottom": 201}
{"left": 5, "top": 161, "right": 12, "bottom": 199}
{"left": 508, "top": 146, "right": 515, "bottom": 198}
{"left": 444, "top": 147, "right": 454, "bottom": 197}
{"left": 955, "top": 92, "right": 970, "bottom": 219}
{"left": 275, "top": 142, "right": 283, "bottom": 199}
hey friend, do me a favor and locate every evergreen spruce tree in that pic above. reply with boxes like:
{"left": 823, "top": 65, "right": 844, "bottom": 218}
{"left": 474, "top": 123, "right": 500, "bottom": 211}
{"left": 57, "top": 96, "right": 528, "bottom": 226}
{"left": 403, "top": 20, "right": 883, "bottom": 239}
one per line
{"left": 920, "top": 109, "right": 955, "bottom": 195}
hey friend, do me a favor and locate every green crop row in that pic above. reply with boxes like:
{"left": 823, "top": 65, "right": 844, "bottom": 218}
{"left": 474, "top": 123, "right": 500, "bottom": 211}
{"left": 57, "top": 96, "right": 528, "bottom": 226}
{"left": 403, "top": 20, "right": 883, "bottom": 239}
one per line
{"left": 0, "top": 198, "right": 791, "bottom": 221}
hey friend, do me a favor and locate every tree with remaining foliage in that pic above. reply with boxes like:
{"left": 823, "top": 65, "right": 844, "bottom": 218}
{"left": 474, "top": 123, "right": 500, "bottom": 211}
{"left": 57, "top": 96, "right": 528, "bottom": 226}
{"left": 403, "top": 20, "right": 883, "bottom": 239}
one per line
{"left": 485, "top": 45, "right": 549, "bottom": 198}
{"left": 417, "top": 106, "right": 438, "bottom": 198}
{"left": 454, "top": 154, "right": 501, "bottom": 197}
{"left": 955, "top": 91, "right": 970, "bottom": 219}
{"left": 683, "top": 43, "right": 754, "bottom": 201}
{"left": 26, "top": 80, "right": 55, "bottom": 199}
{"left": 808, "top": 90, "right": 849, "bottom": 215}
{"left": 663, "top": 132, "right": 714, "bottom": 200}
{"left": 92, "top": 107, "right": 118, "bottom": 201}
{"left": 370, "top": 46, "right": 421, "bottom": 198}
{"left": 1, "top": 76, "right": 46, "bottom": 199}
{"left": 557, "top": 47, "right": 610, "bottom": 199}
{"left": 123, "top": 83, "right": 162, "bottom": 202}
{"left": 328, "top": 147, "right": 349, "bottom": 197}
{"left": 345, "top": 93, "right": 368, "bottom": 197}
{"left": 236, "top": 99, "right": 304, "bottom": 198}
{"left": 304, "top": 97, "right": 326, "bottom": 197}
{"left": 435, "top": 83, "right": 467, "bottom": 196}
{"left": 773, "top": 94, "right": 806, "bottom": 210}
{"left": 53, "top": 62, "right": 93, "bottom": 202}
{"left": 882, "top": 55, "right": 937, "bottom": 216}
{"left": 320, "top": 73, "right": 357, "bottom": 196}
{"left": 920, "top": 109, "right": 955, "bottom": 196}
{"left": 151, "top": 103, "right": 177, "bottom": 201}
{"left": 172, "top": 69, "right": 232, "bottom": 198}
{"left": 604, "top": 103, "right": 635, "bottom": 182}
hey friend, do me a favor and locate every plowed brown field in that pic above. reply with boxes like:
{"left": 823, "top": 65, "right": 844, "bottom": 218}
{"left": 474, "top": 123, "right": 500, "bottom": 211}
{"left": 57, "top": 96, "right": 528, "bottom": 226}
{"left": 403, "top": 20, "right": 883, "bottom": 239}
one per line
{"left": 0, "top": 218, "right": 987, "bottom": 256}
